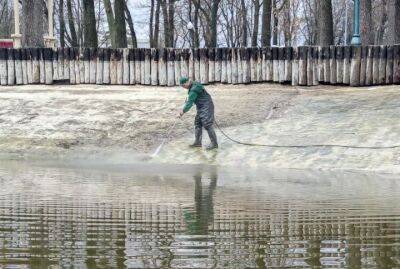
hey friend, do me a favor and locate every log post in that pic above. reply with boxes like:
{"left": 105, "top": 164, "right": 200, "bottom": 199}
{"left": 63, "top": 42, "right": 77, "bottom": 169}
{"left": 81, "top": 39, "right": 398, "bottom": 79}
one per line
{"left": 312, "top": 47, "right": 319, "bottom": 86}
{"left": 51, "top": 48, "right": 58, "bottom": 82}
{"left": 365, "top": 46, "right": 373, "bottom": 86}
{"left": 386, "top": 45, "right": 394, "bottom": 84}
{"left": 298, "top": 46, "right": 307, "bottom": 86}
{"left": 378, "top": 45, "right": 387, "bottom": 84}
{"left": 393, "top": 45, "right": 400, "bottom": 84}
{"left": 96, "top": 48, "right": 104, "bottom": 84}
{"left": 123, "top": 48, "right": 129, "bottom": 85}
{"left": 257, "top": 48, "right": 263, "bottom": 81}
{"left": 272, "top": 47, "right": 279, "bottom": 82}
{"left": 251, "top": 48, "right": 259, "bottom": 82}
{"left": 79, "top": 48, "right": 85, "bottom": 82}
{"left": 0, "top": 49, "right": 7, "bottom": 85}
{"left": 215, "top": 48, "right": 222, "bottom": 82}
{"left": 278, "top": 47, "right": 285, "bottom": 83}
{"left": 200, "top": 48, "right": 209, "bottom": 84}
{"left": 329, "top": 46, "right": 336, "bottom": 84}
{"left": 57, "top": 48, "right": 64, "bottom": 81}
{"left": 83, "top": 48, "right": 90, "bottom": 84}
{"left": 208, "top": 49, "right": 215, "bottom": 83}
{"left": 359, "top": 46, "right": 367, "bottom": 86}
{"left": 39, "top": 49, "right": 45, "bottom": 84}
{"left": 194, "top": 49, "right": 200, "bottom": 81}
{"left": 117, "top": 49, "right": 123, "bottom": 85}
{"left": 243, "top": 48, "right": 251, "bottom": 83}
{"left": 7, "top": 49, "right": 15, "bottom": 85}
{"left": 89, "top": 48, "right": 97, "bottom": 84}
{"left": 221, "top": 48, "right": 227, "bottom": 83}
{"left": 372, "top": 46, "right": 380, "bottom": 85}
{"left": 103, "top": 48, "right": 111, "bottom": 84}
{"left": 69, "top": 48, "right": 76, "bottom": 84}
{"left": 31, "top": 48, "right": 40, "bottom": 84}
{"left": 26, "top": 49, "right": 33, "bottom": 84}
{"left": 174, "top": 49, "right": 181, "bottom": 85}
{"left": 284, "top": 47, "right": 292, "bottom": 83}
{"left": 74, "top": 48, "right": 80, "bottom": 84}
{"left": 44, "top": 48, "right": 53, "bottom": 85}
{"left": 167, "top": 49, "right": 175, "bottom": 86}
{"left": 266, "top": 47, "right": 273, "bottom": 81}
{"left": 110, "top": 49, "right": 118, "bottom": 85}
{"left": 231, "top": 48, "right": 238, "bottom": 84}
{"left": 336, "top": 46, "right": 344, "bottom": 84}
{"left": 350, "top": 46, "right": 361, "bottom": 86}
{"left": 291, "top": 47, "right": 299, "bottom": 86}
{"left": 318, "top": 46, "right": 324, "bottom": 82}
{"left": 307, "top": 46, "right": 314, "bottom": 86}
{"left": 20, "top": 49, "right": 28, "bottom": 84}
{"left": 144, "top": 48, "right": 151, "bottom": 85}
{"left": 261, "top": 48, "right": 267, "bottom": 81}
{"left": 134, "top": 49, "right": 141, "bottom": 84}
{"left": 180, "top": 49, "right": 189, "bottom": 79}
{"left": 140, "top": 49, "right": 146, "bottom": 85}
{"left": 237, "top": 48, "right": 242, "bottom": 83}
{"left": 322, "top": 46, "right": 330, "bottom": 83}
{"left": 14, "top": 49, "right": 23, "bottom": 85}
{"left": 158, "top": 48, "right": 167, "bottom": 86}
{"left": 129, "top": 49, "right": 135, "bottom": 85}
{"left": 151, "top": 48, "right": 159, "bottom": 85}
{"left": 188, "top": 49, "right": 195, "bottom": 80}
{"left": 343, "top": 46, "right": 351, "bottom": 85}
{"left": 226, "top": 48, "right": 232, "bottom": 84}
{"left": 63, "top": 48, "right": 70, "bottom": 80}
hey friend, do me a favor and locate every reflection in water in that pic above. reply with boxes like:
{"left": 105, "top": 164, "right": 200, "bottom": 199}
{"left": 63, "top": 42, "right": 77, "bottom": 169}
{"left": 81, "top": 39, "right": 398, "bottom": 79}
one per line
{"left": 0, "top": 163, "right": 399, "bottom": 268}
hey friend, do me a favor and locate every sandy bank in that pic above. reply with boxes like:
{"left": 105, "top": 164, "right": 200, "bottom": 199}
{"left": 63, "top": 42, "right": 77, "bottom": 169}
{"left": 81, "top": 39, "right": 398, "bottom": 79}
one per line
{"left": 1, "top": 84, "right": 400, "bottom": 173}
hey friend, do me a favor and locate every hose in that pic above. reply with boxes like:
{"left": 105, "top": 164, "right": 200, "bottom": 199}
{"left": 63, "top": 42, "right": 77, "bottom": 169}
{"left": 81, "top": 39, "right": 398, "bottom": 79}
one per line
{"left": 213, "top": 120, "right": 400, "bottom": 150}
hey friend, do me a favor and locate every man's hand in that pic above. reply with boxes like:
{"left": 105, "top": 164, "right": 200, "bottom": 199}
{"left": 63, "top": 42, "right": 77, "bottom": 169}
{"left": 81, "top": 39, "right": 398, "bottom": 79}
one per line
{"left": 178, "top": 111, "right": 184, "bottom": 118}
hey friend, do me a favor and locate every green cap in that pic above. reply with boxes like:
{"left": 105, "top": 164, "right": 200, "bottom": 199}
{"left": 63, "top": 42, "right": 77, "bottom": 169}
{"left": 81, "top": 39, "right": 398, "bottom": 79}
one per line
{"left": 179, "top": 77, "right": 189, "bottom": 85}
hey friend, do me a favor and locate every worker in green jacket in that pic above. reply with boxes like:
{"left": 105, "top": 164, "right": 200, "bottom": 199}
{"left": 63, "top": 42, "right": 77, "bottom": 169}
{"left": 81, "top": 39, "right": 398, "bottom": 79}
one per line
{"left": 179, "top": 77, "right": 218, "bottom": 150}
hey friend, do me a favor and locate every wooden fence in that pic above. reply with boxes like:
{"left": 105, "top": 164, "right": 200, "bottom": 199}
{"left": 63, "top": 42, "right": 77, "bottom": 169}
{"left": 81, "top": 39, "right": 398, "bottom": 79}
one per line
{"left": 1, "top": 46, "right": 400, "bottom": 87}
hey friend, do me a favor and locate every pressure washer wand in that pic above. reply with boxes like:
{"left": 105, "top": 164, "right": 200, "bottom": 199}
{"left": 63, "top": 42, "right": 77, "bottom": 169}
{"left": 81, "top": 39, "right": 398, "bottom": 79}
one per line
{"left": 151, "top": 118, "right": 180, "bottom": 157}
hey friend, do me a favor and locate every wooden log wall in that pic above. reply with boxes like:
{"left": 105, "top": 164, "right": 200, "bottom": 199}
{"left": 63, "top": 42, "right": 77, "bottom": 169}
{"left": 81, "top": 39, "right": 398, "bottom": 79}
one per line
{"left": 1, "top": 46, "right": 400, "bottom": 87}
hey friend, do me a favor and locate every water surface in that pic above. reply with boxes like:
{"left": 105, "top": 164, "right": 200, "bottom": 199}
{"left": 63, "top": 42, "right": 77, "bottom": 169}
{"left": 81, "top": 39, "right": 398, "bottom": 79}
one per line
{"left": 0, "top": 162, "right": 399, "bottom": 268}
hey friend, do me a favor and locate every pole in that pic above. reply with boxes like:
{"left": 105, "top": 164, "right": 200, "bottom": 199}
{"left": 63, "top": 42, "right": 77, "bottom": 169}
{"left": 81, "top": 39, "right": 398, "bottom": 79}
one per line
{"left": 351, "top": 0, "right": 361, "bottom": 45}
{"left": 11, "top": 0, "right": 22, "bottom": 48}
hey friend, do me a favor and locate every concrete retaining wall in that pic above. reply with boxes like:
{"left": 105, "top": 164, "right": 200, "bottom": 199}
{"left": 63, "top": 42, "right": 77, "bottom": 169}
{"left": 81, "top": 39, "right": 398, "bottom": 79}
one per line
{"left": 1, "top": 46, "right": 400, "bottom": 87}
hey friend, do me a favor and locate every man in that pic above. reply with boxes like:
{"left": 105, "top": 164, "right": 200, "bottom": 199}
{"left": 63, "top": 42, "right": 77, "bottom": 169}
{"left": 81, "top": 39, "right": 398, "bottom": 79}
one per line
{"left": 179, "top": 77, "right": 218, "bottom": 150}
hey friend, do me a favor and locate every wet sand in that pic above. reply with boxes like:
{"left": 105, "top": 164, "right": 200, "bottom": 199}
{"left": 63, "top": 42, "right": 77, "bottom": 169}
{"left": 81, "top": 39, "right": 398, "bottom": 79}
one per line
{"left": 1, "top": 84, "right": 400, "bottom": 172}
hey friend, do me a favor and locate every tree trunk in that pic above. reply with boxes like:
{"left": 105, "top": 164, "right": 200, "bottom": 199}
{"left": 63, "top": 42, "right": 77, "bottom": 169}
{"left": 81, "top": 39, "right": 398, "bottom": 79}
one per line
{"left": 361, "top": 0, "right": 374, "bottom": 45}
{"left": 66, "top": 0, "right": 78, "bottom": 47}
{"left": 388, "top": 0, "right": 400, "bottom": 44}
{"left": 59, "top": 0, "right": 66, "bottom": 47}
{"left": 261, "top": 0, "right": 272, "bottom": 47}
{"left": 114, "top": 0, "right": 127, "bottom": 48}
{"left": 83, "top": 0, "right": 98, "bottom": 47}
{"left": 149, "top": 0, "right": 155, "bottom": 47}
{"left": 251, "top": 0, "right": 261, "bottom": 47}
{"left": 283, "top": 0, "right": 291, "bottom": 46}
{"left": 318, "top": 0, "right": 334, "bottom": 46}
{"left": 124, "top": 1, "right": 137, "bottom": 48}
{"left": 160, "top": 0, "right": 171, "bottom": 47}
{"left": 193, "top": 0, "right": 200, "bottom": 47}
{"left": 241, "top": 0, "right": 247, "bottom": 47}
{"left": 210, "top": 0, "right": 220, "bottom": 47}
{"left": 167, "top": 0, "right": 175, "bottom": 47}
{"left": 375, "top": 0, "right": 388, "bottom": 44}
{"left": 103, "top": 0, "right": 115, "bottom": 47}
{"left": 154, "top": 0, "right": 160, "bottom": 47}
{"left": 22, "top": 0, "right": 45, "bottom": 47}
{"left": 272, "top": 0, "right": 278, "bottom": 46}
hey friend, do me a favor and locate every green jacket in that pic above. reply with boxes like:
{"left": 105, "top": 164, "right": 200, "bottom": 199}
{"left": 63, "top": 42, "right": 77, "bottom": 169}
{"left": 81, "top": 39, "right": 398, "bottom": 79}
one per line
{"left": 183, "top": 81, "right": 205, "bottom": 113}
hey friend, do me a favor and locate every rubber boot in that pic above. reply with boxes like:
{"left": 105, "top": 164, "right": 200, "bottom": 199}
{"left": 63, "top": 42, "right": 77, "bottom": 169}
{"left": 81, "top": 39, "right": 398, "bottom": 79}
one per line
{"left": 205, "top": 126, "right": 218, "bottom": 150}
{"left": 189, "top": 126, "right": 202, "bottom": 147}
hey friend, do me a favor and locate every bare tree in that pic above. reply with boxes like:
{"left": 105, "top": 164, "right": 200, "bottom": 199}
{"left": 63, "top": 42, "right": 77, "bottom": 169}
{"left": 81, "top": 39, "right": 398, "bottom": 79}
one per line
{"left": 22, "top": 0, "right": 46, "bottom": 47}
{"left": 261, "top": 0, "right": 272, "bottom": 46}
{"left": 387, "top": 0, "right": 400, "bottom": 44}
{"left": 318, "top": 0, "right": 334, "bottom": 45}
{"left": 361, "top": 0, "right": 374, "bottom": 45}
{"left": 83, "top": 0, "right": 98, "bottom": 47}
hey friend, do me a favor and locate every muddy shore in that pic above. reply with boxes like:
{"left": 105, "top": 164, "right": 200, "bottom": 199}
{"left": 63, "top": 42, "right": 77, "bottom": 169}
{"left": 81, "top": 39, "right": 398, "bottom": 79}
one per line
{"left": 1, "top": 84, "right": 400, "bottom": 172}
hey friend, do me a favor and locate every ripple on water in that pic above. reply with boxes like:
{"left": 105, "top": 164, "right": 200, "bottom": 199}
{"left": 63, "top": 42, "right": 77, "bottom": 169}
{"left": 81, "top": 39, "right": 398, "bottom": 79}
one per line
{"left": 0, "top": 163, "right": 399, "bottom": 268}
